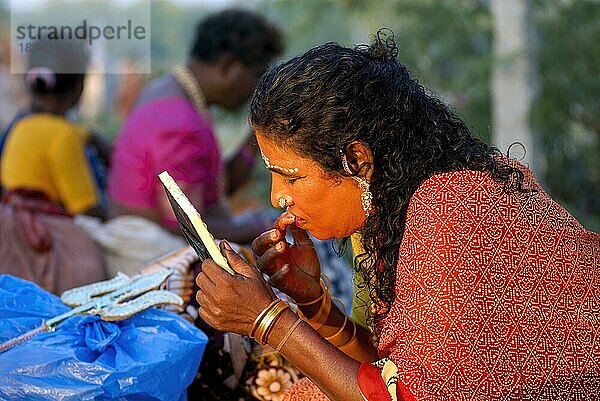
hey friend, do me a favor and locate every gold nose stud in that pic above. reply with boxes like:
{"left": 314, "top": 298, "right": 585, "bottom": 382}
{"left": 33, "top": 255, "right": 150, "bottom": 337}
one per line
{"left": 277, "top": 197, "right": 287, "bottom": 209}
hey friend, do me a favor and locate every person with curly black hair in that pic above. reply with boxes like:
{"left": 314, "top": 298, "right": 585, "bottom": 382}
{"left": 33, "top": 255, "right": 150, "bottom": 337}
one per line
{"left": 195, "top": 30, "right": 600, "bottom": 400}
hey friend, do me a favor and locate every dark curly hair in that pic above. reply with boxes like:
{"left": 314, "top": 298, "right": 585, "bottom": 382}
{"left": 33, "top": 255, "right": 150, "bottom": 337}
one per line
{"left": 190, "top": 8, "right": 284, "bottom": 66}
{"left": 249, "top": 29, "right": 528, "bottom": 327}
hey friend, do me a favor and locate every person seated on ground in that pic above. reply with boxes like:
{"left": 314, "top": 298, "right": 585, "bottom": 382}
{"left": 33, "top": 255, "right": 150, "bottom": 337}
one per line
{"left": 0, "top": 38, "right": 106, "bottom": 294}
{"left": 107, "top": 8, "right": 284, "bottom": 248}
{"left": 193, "top": 31, "right": 600, "bottom": 400}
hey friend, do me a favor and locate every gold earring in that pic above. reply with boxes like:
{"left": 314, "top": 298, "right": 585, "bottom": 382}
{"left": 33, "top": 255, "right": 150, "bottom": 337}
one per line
{"left": 341, "top": 151, "right": 372, "bottom": 216}
{"left": 277, "top": 197, "right": 287, "bottom": 209}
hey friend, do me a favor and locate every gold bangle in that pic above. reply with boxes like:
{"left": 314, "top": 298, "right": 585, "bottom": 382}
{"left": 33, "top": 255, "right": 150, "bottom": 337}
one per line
{"left": 250, "top": 299, "right": 280, "bottom": 339}
{"left": 325, "top": 309, "right": 347, "bottom": 341}
{"left": 322, "top": 296, "right": 350, "bottom": 344}
{"left": 338, "top": 319, "right": 357, "bottom": 350}
{"left": 261, "top": 302, "right": 290, "bottom": 344}
{"left": 262, "top": 304, "right": 287, "bottom": 344}
{"left": 312, "top": 290, "right": 331, "bottom": 331}
{"left": 254, "top": 300, "right": 289, "bottom": 344}
{"left": 275, "top": 317, "right": 302, "bottom": 352}
{"left": 325, "top": 297, "right": 348, "bottom": 334}
{"left": 298, "top": 288, "right": 331, "bottom": 331}
{"left": 254, "top": 300, "right": 284, "bottom": 343}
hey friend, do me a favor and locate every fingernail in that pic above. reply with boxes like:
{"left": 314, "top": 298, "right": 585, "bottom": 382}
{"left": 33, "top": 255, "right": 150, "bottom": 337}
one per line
{"left": 275, "top": 242, "right": 284, "bottom": 251}
{"left": 222, "top": 240, "right": 233, "bottom": 251}
{"left": 269, "top": 229, "right": 279, "bottom": 241}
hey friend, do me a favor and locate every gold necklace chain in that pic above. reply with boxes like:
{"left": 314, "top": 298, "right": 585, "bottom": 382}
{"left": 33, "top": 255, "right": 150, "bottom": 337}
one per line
{"left": 172, "top": 64, "right": 208, "bottom": 116}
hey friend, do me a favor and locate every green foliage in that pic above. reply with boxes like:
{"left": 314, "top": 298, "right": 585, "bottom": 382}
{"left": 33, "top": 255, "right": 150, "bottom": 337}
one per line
{"left": 386, "top": 0, "right": 494, "bottom": 142}
{"left": 260, "top": 0, "right": 493, "bottom": 139}
{"left": 149, "top": 0, "right": 211, "bottom": 73}
{"left": 532, "top": 0, "right": 600, "bottom": 229}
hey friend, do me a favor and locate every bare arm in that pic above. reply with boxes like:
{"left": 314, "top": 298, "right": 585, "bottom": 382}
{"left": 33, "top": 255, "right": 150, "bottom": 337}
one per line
{"left": 196, "top": 242, "right": 373, "bottom": 401}
{"left": 252, "top": 212, "right": 378, "bottom": 362}
{"left": 268, "top": 308, "right": 364, "bottom": 401}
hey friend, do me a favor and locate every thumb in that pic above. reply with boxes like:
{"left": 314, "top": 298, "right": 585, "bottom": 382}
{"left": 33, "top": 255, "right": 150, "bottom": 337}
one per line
{"left": 219, "top": 240, "right": 261, "bottom": 278}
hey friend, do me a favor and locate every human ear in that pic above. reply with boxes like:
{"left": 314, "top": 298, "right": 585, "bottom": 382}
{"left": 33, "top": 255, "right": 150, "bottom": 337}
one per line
{"left": 342, "top": 141, "right": 374, "bottom": 182}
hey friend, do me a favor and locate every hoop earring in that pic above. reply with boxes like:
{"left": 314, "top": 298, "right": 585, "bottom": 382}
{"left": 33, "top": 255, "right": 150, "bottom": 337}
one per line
{"left": 341, "top": 152, "right": 372, "bottom": 216}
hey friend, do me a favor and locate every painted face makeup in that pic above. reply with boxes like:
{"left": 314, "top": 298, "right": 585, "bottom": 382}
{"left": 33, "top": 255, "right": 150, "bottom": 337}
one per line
{"left": 260, "top": 152, "right": 299, "bottom": 174}
{"left": 255, "top": 132, "right": 366, "bottom": 240}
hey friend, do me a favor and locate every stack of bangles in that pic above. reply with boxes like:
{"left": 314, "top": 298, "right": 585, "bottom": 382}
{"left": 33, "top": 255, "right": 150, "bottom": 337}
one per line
{"left": 250, "top": 299, "right": 290, "bottom": 346}
{"left": 296, "top": 276, "right": 358, "bottom": 350}
{"left": 250, "top": 299, "right": 306, "bottom": 353}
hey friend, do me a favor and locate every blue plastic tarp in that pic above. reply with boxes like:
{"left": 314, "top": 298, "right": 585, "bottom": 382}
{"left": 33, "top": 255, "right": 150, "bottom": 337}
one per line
{"left": 0, "top": 275, "right": 207, "bottom": 401}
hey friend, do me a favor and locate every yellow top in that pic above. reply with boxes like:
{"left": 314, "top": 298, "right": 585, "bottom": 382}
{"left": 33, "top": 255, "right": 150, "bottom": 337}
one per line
{"left": 1, "top": 114, "right": 98, "bottom": 214}
{"left": 350, "top": 233, "right": 370, "bottom": 329}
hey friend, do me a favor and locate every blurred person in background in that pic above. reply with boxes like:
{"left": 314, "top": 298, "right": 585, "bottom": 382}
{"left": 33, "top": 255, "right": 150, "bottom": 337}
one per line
{"left": 83, "top": 9, "right": 292, "bottom": 401}
{"left": 0, "top": 38, "right": 107, "bottom": 294}
{"left": 91, "top": 9, "right": 283, "bottom": 278}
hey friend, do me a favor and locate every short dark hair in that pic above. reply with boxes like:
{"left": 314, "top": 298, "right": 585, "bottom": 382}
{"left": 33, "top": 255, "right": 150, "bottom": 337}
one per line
{"left": 189, "top": 8, "right": 283, "bottom": 66}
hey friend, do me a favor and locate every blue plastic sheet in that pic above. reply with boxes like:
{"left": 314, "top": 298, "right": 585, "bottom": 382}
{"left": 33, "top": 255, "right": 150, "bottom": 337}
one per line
{"left": 0, "top": 275, "right": 208, "bottom": 401}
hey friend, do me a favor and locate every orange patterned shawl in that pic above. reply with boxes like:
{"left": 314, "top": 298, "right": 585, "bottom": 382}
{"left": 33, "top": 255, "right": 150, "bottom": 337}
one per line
{"left": 286, "top": 164, "right": 600, "bottom": 400}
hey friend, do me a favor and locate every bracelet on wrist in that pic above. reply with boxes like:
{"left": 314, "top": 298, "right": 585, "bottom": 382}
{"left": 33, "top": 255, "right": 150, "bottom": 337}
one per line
{"left": 324, "top": 296, "right": 354, "bottom": 346}
{"left": 298, "top": 287, "right": 331, "bottom": 331}
{"left": 250, "top": 299, "right": 279, "bottom": 339}
{"left": 275, "top": 317, "right": 303, "bottom": 352}
{"left": 337, "top": 319, "right": 358, "bottom": 350}
{"left": 252, "top": 299, "right": 290, "bottom": 345}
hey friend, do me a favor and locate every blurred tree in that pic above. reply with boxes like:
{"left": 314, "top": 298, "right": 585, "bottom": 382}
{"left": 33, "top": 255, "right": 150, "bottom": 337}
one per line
{"left": 150, "top": 0, "right": 211, "bottom": 74}
{"left": 260, "top": 0, "right": 493, "bottom": 141}
{"left": 491, "top": 0, "right": 540, "bottom": 173}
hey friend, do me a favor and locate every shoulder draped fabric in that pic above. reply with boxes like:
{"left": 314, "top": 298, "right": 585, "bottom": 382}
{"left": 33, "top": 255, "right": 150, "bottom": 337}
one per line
{"left": 285, "top": 163, "right": 600, "bottom": 400}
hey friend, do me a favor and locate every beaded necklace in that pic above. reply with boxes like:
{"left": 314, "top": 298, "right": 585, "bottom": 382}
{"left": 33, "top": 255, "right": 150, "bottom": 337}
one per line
{"left": 171, "top": 64, "right": 225, "bottom": 197}
{"left": 172, "top": 64, "right": 208, "bottom": 116}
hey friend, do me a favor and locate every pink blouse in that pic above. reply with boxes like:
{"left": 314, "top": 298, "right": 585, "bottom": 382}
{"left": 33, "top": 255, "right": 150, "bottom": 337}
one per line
{"left": 108, "top": 96, "right": 221, "bottom": 216}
